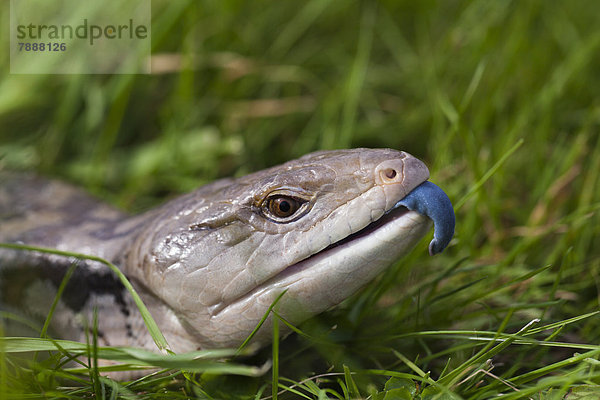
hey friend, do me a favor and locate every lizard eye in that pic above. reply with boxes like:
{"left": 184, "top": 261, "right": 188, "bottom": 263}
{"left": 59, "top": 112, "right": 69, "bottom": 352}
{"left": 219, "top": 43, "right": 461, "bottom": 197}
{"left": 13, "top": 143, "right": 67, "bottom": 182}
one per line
{"left": 262, "top": 194, "right": 309, "bottom": 223}
{"left": 269, "top": 196, "right": 298, "bottom": 217}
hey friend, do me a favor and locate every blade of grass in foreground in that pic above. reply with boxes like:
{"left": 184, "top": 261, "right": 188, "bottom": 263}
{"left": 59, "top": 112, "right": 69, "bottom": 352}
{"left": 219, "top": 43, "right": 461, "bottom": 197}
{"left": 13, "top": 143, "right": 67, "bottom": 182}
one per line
{"left": 272, "top": 301, "right": 280, "bottom": 400}
{"left": 236, "top": 289, "right": 288, "bottom": 354}
{"left": 39, "top": 262, "right": 77, "bottom": 340}
{"left": 0, "top": 337, "right": 264, "bottom": 376}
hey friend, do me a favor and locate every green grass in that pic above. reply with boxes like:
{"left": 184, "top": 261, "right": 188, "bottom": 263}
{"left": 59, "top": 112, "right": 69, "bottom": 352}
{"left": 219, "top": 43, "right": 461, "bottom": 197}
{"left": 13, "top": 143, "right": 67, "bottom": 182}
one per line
{"left": 2, "top": 0, "right": 600, "bottom": 398}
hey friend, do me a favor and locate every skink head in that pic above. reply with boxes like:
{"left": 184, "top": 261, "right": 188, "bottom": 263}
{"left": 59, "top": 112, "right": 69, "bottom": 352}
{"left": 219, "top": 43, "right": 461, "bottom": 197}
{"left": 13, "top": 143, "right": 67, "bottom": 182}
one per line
{"left": 124, "top": 148, "right": 452, "bottom": 349}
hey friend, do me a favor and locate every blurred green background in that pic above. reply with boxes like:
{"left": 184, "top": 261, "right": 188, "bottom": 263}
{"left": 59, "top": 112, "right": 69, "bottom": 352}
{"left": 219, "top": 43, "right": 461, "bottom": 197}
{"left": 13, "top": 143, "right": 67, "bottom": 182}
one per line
{"left": 2, "top": 0, "right": 600, "bottom": 398}
{"left": 2, "top": 1, "right": 596, "bottom": 213}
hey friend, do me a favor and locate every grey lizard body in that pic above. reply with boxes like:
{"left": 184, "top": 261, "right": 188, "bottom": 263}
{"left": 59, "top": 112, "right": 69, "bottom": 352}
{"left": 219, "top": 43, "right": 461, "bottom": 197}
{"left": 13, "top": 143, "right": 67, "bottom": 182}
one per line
{"left": 0, "top": 148, "right": 455, "bottom": 355}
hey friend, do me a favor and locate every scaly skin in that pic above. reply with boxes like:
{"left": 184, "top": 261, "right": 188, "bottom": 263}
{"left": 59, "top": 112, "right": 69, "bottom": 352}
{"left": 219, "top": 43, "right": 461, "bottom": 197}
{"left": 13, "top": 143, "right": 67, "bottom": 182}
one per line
{"left": 0, "top": 148, "right": 453, "bottom": 354}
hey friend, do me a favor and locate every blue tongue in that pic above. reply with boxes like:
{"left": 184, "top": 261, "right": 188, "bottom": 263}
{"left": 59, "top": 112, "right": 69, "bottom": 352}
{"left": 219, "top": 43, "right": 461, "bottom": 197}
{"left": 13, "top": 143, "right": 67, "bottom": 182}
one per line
{"left": 396, "top": 181, "right": 455, "bottom": 255}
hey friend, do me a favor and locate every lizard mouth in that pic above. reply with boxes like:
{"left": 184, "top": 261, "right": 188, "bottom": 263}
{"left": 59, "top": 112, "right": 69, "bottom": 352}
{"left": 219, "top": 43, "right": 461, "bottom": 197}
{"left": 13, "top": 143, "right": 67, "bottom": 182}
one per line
{"left": 210, "top": 181, "right": 455, "bottom": 318}
{"left": 307, "top": 205, "right": 411, "bottom": 256}
{"left": 210, "top": 206, "right": 427, "bottom": 318}
{"left": 209, "top": 205, "right": 419, "bottom": 317}
{"left": 301, "top": 180, "right": 455, "bottom": 261}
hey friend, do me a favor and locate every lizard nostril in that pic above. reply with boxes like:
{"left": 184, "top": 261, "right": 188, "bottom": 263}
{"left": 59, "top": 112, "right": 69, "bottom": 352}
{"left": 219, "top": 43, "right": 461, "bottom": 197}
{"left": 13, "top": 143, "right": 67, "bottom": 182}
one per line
{"left": 375, "top": 160, "right": 406, "bottom": 186}
{"left": 380, "top": 167, "right": 400, "bottom": 183}
{"left": 384, "top": 168, "right": 397, "bottom": 179}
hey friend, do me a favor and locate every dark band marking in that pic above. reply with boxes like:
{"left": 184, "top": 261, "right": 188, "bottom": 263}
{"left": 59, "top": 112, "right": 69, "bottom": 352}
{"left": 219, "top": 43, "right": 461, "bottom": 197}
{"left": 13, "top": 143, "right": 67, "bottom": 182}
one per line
{"left": 0, "top": 258, "right": 131, "bottom": 315}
